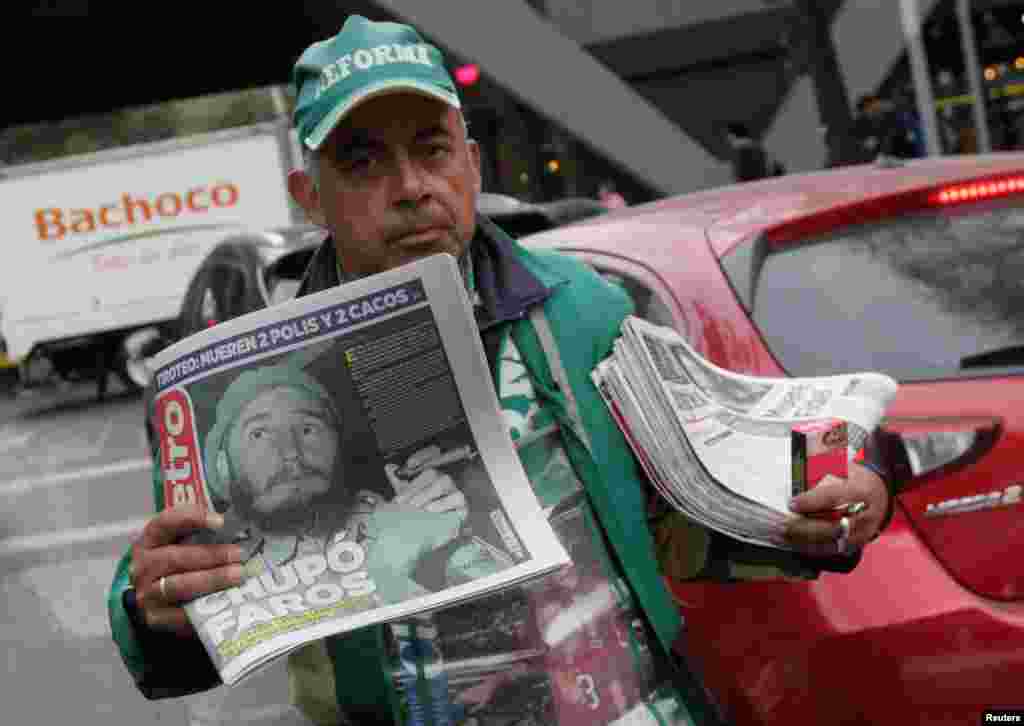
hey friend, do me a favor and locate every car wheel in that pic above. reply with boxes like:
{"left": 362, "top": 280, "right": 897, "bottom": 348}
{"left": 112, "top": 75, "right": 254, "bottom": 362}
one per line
{"left": 112, "top": 344, "right": 144, "bottom": 394}
{"left": 178, "top": 244, "right": 268, "bottom": 339}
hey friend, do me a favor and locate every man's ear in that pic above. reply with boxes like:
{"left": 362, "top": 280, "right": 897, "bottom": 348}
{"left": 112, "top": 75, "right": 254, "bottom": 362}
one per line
{"left": 467, "top": 139, "right": 483, "bottom": 195}
{"left": 287, "top": 169, "right": 327, "bottom": 227}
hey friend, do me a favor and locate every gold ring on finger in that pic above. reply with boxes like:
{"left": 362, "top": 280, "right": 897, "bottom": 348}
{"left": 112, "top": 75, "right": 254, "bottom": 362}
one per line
{"left": 846, "top": 501, "right": 867, "bottom": 516}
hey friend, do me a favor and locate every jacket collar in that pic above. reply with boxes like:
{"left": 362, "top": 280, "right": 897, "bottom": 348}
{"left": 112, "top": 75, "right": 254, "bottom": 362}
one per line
{"left": 296, "top": 214, "right": 563, "bottom": 330}
{"left": 470, "top": 215, "right": 557, "bottom": 330}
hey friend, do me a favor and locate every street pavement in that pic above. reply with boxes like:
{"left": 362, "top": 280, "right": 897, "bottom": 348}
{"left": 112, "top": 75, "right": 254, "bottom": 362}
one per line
{"left": 0, "top": 381, "right": 298, "bottom": 726}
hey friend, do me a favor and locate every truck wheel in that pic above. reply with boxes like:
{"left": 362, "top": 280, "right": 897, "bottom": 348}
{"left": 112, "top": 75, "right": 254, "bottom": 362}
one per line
{"left": 178, "top": 244, "right": 267, "bottom": 339}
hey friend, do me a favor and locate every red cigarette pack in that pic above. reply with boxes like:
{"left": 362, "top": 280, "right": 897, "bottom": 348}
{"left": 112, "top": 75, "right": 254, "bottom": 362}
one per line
{"left": 792, "top": 419, "right": 848, "bottom": 520}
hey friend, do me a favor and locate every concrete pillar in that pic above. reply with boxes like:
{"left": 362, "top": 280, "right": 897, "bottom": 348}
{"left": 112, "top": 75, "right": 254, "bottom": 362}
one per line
{"left": 375, "top": 0, "right": 732, "bottom": 195}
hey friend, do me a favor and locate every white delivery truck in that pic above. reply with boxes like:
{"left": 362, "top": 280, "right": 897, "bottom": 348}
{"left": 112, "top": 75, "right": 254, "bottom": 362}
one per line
{"left": 0, "top": 120, "right": 303, "bottom": 396}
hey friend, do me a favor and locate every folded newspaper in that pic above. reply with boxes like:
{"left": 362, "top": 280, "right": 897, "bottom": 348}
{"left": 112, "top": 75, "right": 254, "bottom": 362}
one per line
{"left": 147, "top": 253, "right": 569, "bottom": 685}
{"left": 591, "top": 316, "right": 899, "bottom": 550}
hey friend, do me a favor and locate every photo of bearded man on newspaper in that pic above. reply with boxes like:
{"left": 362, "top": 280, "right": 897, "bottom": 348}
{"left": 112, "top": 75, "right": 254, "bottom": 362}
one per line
{"left": 191, "top": 354, "right": 519, "bottom": 607}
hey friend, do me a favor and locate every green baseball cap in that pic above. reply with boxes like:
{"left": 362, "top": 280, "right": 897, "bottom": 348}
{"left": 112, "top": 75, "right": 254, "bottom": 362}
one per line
{"left": 292, "top": 15, "right": 462, "bottom": 151}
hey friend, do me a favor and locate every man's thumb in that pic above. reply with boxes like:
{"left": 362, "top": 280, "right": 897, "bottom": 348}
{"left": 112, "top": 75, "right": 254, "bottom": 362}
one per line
{"left": 789, "top": 474, "right": 847, "bottom": 513}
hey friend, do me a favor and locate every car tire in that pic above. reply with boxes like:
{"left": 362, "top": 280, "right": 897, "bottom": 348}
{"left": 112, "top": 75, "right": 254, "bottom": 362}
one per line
{"left": 112, "top": 342, "right": 144, "bottom": 394}
{"left": 178, "top": 243, "right": 268, "bottom": 339}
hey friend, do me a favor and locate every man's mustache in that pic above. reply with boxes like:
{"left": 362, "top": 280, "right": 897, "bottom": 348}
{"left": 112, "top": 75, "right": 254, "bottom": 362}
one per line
{"left": 266, "top": 462, "right": 332, "bottom": 489}
{"left": 385, "top": 214, "right": 453, "bottom": 243}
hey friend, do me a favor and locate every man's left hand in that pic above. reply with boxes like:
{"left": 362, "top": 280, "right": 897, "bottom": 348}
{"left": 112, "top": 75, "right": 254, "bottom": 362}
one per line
{"left": 784, "top": 463, "right": 889, "bottom": 555}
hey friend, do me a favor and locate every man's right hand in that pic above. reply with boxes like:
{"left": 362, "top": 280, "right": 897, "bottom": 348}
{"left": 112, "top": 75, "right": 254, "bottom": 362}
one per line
{"left": 129, "top": 507, "right": 245, "bottom": 638}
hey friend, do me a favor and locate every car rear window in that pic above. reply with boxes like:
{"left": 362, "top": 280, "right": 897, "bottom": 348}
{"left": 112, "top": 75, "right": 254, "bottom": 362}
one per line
{"left": 722, "top": 199, "right": 1024, "bottom": 380}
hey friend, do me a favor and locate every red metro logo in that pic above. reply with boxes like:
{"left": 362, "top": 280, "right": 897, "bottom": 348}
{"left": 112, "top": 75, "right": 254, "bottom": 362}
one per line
{"left": 156, "top": 389, "right": 208, "bottom": 514}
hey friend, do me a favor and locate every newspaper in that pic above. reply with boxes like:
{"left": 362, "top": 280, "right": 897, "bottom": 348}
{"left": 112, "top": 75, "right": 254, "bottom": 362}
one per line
{"left": 591, "top": 316, "right": 899, "bottom": 550}
{"left": 147, "top": 253, "right": 569, "bottom": 685}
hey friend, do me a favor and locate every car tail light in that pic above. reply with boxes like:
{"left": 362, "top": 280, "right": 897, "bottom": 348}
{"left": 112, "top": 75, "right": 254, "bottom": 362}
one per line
{"left": 932, "top": 175, "right": 1024, "bottom": 205}
{"left": 880, "top": 416, "right": 1001, "bottom": 481}
{"left": 767, "top": 172, "right": 1024, "bottom": 246}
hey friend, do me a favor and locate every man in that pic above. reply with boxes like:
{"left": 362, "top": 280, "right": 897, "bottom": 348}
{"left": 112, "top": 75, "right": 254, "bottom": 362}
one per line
{"left": 848, "top": 94, "right": 921, "bottom": 164}
{"left": 724, "top": 123, "right": 784, "bottom": 183}
{"left": 725, "top": 123, "right": 770, "bottom": 183}
{"left": 109, "top": 15, "right": 894, "bottom": 724}
{"left": 597, "top": 180, "right": 627, "bottom": 210}
{"left": 197, "top": 362, "right": 482, "bottom": 603}
{"left": 204, "top": 363, "right": 345, "bottom": 563}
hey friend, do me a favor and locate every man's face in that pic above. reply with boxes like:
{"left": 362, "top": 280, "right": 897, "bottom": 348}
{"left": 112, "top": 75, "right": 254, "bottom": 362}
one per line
{"left": 295, "top": 93, "right": 482, "bottom": 277}
{"left": 229, "top": 386, "right": 340, "bottom": 519}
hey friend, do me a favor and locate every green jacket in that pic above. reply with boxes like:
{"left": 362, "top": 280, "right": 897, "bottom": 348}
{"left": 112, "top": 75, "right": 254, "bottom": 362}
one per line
{"left": 109, "top": 217, "right": 866, "bottom": 723}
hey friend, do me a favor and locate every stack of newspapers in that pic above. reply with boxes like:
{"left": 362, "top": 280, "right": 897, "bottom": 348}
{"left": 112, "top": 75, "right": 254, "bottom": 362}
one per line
{"left": 591, "top": 316, "right": 899, "bottom": 550}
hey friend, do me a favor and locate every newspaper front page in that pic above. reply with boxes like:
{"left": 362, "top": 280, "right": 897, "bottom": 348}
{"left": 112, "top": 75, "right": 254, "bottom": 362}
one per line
{"left": 148, "top": 253, "right": 569, "bottom": 685}
{"left": 592, "top": 316, "right": 898, "bottom": 549}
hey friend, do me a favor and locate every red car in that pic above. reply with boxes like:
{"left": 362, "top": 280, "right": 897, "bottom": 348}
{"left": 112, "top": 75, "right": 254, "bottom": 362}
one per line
{"left": 522, "top": 154, "right": 1024, "bottom": 726}
{"left": 159, "top": 159, "right": 1024, "bottom": 724}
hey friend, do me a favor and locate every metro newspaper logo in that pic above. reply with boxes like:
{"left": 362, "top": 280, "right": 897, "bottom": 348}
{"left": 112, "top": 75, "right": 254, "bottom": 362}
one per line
{"left": 156, "top": 388, "right": 209, "bottom": 514}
